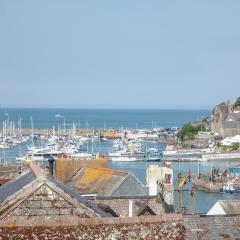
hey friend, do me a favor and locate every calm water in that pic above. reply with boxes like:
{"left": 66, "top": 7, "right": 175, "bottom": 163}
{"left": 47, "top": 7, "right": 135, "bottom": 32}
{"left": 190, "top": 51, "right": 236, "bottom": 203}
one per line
{"left": 109, "top": 159, "right": 240, "bottom": 214}
{"left": 2, "top": 139, "right": 240, "bottom": 214}
{"left": 0, "top": 108, "right": 209, "bottom": 129}
{"left": 1, "top": 108, "right": 239, "bottom": 214}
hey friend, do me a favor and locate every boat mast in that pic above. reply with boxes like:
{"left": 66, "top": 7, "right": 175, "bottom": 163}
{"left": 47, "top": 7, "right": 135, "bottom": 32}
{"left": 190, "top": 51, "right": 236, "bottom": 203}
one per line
{"left": 31, "top": 116, "right": 34, "bottom": 158}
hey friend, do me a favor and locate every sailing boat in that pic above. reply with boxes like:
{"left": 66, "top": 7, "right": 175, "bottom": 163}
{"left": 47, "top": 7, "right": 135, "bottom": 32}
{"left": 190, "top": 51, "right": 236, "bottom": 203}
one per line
{"left": 16, "top": 117, "right": 46, "bottom": 163}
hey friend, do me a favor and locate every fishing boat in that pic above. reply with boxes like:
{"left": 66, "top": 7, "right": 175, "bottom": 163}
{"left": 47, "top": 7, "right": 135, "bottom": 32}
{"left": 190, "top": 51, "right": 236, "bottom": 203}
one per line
{"left": 219, "top": 183, "right": 240, "bottom": 194}
{"left": 147, "top": 147, "right": 162, "bottom": 162}
{"left": 219, "top": 176, "right": 240, "bottom": 194}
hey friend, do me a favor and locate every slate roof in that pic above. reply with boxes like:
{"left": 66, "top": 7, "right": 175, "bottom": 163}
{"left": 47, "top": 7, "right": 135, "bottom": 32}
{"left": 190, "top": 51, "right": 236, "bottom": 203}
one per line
{"left": 111, "top": 174, "right": 148, "bottom": 196}
{"left": 66, "top": 166, "right": 148, "bottom": 196}
{"left": 47, "top": 176, "right": 108, "bottom": 217}
{"left": 0, "top": 169, "right": 36, "bottom": 203}
{"left": 0, "top": 164, "right": 108, "bottom": 217}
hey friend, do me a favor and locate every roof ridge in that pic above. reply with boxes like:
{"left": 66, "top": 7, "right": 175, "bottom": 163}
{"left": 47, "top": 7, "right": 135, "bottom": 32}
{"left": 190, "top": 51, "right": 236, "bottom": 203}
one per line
{"left": 110, "top": 173, "right": 148, "bottom": 196}
{"left": 84, "top": 166, "right": 128, "bottom": 175}
{"left": 107, "top": 173, "right": 130, "bottom": 196}
{"left": 30, "top": 163, "right": 47, "bottom": 179}
{"left": 66, "top": 167, "right": 84, "bottom": 184}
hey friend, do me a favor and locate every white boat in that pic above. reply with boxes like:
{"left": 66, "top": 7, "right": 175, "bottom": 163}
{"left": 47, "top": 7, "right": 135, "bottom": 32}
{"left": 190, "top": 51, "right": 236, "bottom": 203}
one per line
{"left": 16, "top": 155, "right": 47, "bottom": 162}
{"left": 147, "top": 148, "right": 162, "bottom": 162}
{"left": 111, "top": 156, "right": 139, "bottom": 162}
{"left": 219, "top": 182, "right": 240, "bottom": 194}
{"left": 70, "top": 153, "right": 94, "bottom": 158}
{"left": 0, "top": 143, "right": 9, "bottom": 149}
{"left": 108, "top": 152, "right": 122, "bottom": 157}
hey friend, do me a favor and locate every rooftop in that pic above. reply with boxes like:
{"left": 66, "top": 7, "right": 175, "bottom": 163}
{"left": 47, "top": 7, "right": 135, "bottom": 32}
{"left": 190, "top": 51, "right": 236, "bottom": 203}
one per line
{"left": 215, "top": 200, "right": 240, "bottom": 215}
{"left": 66, "top": 166, "right": 148, "bottom": 196}
{"left": 0, "top": 163, "right": 108, "bottom": 218}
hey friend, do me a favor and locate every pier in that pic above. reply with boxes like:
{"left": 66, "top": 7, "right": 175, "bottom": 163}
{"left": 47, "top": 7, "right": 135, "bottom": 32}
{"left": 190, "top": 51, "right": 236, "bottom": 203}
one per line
{"left": 192, "top": 174, "right": 223, "bottom": 193}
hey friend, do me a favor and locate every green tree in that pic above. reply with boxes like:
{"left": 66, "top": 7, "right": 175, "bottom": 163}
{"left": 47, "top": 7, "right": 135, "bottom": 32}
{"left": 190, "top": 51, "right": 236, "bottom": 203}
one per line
{"left": 177, "top": 123, "right": 206, "bottom": 140}
{"left": 233, "top": 97, "right": 240, "bottom": 110}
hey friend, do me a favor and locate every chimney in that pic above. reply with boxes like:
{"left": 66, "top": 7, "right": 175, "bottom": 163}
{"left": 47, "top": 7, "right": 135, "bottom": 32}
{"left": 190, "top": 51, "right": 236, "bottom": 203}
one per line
{"left": 227, "top": 100, "right": 232, "bottom": 114}
{"left": 48, "top": 156, "right": 55, "bottom": 177}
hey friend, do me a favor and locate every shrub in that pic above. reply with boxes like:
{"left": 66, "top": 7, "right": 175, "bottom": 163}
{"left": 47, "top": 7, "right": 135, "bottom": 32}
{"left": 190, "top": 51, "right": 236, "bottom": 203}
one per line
{"left": 177, "top": 123, "right": 206, "bottom": 140}
{"left": 233, "top": 97, "right": 240, "bottom": 110}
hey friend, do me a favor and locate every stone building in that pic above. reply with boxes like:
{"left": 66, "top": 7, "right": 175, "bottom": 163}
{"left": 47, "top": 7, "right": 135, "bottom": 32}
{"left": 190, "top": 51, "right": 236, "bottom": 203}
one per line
{"left": 64, "top": 165, "right": 169, "bottom": 217}
{"left": 0, "top": 163, "right": 108, "bottom": 226}
{"left": 93, "top": 195, "right": 165, "bottom": 217}
{"left": 211, "top": 101, "right": 240, "bottom": 136}
{"left": 146, "top": 163, "right": 174, "bottom": 207}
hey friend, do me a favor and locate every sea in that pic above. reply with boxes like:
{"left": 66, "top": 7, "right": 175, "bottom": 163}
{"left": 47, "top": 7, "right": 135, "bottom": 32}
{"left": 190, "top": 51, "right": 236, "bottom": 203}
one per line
{"left": 0, "top": 108, "right": 209, "bottom": 129}
{"left": 1, "top": 108, "right": 240, "bottom": 214}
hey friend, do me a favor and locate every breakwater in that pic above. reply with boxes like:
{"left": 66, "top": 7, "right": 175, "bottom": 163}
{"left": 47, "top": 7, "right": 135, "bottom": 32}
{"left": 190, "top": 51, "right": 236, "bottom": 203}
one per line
{"left": 202, "top": 152, "right": 240, "bottom": 161}
{"left": 192, "top": 174, "right": 223, "bottom": 192}
{"left": 0, "top": 128, "right": 120, "bottom": 138}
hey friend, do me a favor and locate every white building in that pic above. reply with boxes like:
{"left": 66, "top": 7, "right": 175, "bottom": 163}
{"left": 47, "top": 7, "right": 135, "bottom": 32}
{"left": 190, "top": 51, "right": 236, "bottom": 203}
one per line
{"left": 221, "top": 135, "right": 240, "bottom": 146}
{"left": 146, "top": 163, "right": 173, "bottom": 206}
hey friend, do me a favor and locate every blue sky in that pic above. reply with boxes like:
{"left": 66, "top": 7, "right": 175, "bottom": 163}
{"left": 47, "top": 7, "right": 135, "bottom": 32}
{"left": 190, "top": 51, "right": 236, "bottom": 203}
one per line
{"left": 0, "top": 0, "right": 240, "bottom": 109}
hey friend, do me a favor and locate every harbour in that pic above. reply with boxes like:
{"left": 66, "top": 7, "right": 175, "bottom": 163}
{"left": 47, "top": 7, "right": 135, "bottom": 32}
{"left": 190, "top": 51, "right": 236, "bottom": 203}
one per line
{"left": 1, "top": 1, "right": 240, "bottom": 237}
{"left": 1, "top": 108, "right": 240, "bottom": 215}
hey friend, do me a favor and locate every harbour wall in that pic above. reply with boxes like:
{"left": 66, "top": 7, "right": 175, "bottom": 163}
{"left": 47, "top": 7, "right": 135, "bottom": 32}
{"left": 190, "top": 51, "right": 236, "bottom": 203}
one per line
{"left": 0, "top": 128, "right": 120, "bottom": 138}
{"left": 192, "top": 176, "right": 222, "bottom": 193}
{"left": 202, "top": 152, "right": 240, "bottom": 161}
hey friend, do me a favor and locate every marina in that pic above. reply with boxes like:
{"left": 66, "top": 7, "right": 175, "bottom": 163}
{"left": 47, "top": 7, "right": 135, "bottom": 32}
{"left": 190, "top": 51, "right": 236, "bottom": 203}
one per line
{"left": 1, "top": 108, "right": 240, "bottom": 215}
{"left": 1, "top": 1, "right": 240, "bottom": 237}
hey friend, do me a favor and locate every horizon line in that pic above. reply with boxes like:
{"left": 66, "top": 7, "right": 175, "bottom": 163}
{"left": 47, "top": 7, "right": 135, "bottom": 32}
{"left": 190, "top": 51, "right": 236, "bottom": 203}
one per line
{"left": 0, "top": 106, "right": 211, "bottom": 111}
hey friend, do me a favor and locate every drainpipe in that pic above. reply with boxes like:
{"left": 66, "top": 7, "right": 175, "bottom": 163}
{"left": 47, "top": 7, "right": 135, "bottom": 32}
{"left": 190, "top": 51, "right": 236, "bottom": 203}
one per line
{"left": 128, "top": 200, "right": 133, "bottom": 217}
